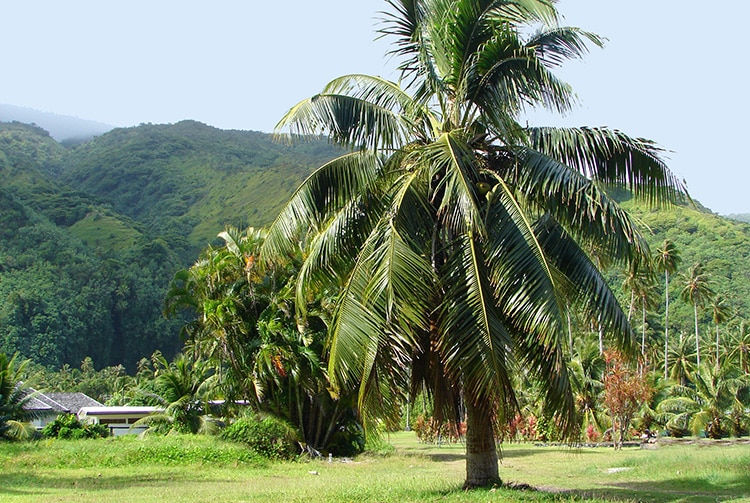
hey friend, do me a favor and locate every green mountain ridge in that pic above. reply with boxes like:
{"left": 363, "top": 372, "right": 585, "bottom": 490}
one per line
{"left": 0, "top": 120, "right": 340, "bottom": 370}
{"left": 1, "top": 118, "right": 748, "bottom": 373}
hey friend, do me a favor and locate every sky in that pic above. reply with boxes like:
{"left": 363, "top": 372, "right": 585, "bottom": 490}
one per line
{"left": 2, "top": 1, "right": 748, "bottom": 215}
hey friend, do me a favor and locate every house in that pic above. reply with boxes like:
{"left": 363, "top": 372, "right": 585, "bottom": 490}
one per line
{"left": 23, "top": 390, "right": 103, "bottom": 429}
{"left": 77, "top": 406, "right": 162, "bottom": 436}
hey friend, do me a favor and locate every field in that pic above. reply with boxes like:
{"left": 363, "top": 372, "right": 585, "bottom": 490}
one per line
{"left": 1, "top": 432, "right": 749, "bottom": 503}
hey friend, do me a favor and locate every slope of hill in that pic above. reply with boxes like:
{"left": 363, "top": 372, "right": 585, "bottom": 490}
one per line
{"left": 0, "top": 123, "right": 184, "bottom": 370}
{"left": 60, "top": 120, "right": 341, "bottom": 259}
{"left": 0, "top": 120, "right": 339, "bottom": 371}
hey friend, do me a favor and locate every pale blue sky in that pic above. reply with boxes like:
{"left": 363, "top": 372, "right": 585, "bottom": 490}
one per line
{"left": 2, "top": 1, "right": 748, "bottom": 214}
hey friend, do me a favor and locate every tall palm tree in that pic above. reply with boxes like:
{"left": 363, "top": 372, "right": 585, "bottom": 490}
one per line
{"left": 622, "top": 259, "right": 657, "bottom": 363}
{"left": 709, "top": 294, "right": 731, "bottom": 368}
{"left": 654, "top": 239, "right": 680, "bottom": 380}
{"left": 680, "top": 263, "right": 714, "bottom": 368}
{"left": 263, "top": 0, "right": 685, "bottom": 487}
{"left": 728, "top": 320, "right": 750, "bottom": 375}
{"left": 668, "top": 335, "right": 696, "bottom": 387}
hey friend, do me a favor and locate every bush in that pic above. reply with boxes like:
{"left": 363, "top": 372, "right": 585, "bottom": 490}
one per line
{"left": 41, "top": 414, "right": 109, "bottom": 440}
{"left": 221, "top": 415, "right": 298, "bottom": 460}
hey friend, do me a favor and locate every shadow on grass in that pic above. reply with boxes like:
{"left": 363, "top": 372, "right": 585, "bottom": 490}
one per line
{"left": 598, "top": 476, "right": 750, "bottom": 503}
{"left": 0, "top": 469, "right": 197, "bottom": 496}
{"left": 518, "top": 474, "right": 750, "bottom": 503}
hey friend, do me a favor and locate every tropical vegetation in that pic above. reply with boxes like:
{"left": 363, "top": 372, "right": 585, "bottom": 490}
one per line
{"left": 0, "top": 0, "right": 750, "bottom": 496}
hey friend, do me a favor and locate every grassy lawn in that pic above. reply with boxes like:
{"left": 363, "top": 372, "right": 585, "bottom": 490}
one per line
{"left": 1, "top": 432, "right": 749, "bottom": 502}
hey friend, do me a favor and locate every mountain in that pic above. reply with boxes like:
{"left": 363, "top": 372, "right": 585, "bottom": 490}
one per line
{"left": 0, "top": 120, "right": 339, "bottom": 371}
{"left": 0, "top": 104, "right": 113, "bottom": 144}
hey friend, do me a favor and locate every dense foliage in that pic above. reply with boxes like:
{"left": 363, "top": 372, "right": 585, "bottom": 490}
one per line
{"left": 41, "top": 413, "right": 109, "bottom": 439}
{"left": 0, "top": 121, "right": 338, "bottom": 371}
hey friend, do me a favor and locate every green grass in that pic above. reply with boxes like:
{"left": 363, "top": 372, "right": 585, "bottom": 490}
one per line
{"left": 1, "top": 433, "right": 749, "bottom": 502}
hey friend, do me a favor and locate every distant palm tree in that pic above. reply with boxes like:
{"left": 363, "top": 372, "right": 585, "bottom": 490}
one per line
{"left": 567, "top": 339, "right": 605, "bottom": 436}
{"left": 728, "top": 320, "right": 750, "bottom": 374}
{"left": 668, "top": 336, "right": 696, "bottom": 387}
{"left": 136, "top": 353, "right": 221, "bottom": 435}
{"left": 680, "top": 263, "right": 714, "bottom": 367}
{"left": 654, "top": 240, "right": 680, "bottom": 380}
{"left": 709, "top": 295, "right": 732, "bottom": 368}
{"left": 658, "top": 359, "right": 749, "bottom": 439}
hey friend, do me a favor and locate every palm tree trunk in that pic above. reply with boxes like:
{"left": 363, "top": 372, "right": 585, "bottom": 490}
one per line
{"left": 664, "top": 271, "right": 670, "bottom": 380}
{"left": 641, "top": 299, "right": 647, "bottom": 375}
{"left": 715, "top": 325, "right": 720, "bottom": 369}
{"left": 463, "top": 397, "right": 500, "bottom": 489}
{"left": 694, "top": 304, "right": 701, "bottom": 367}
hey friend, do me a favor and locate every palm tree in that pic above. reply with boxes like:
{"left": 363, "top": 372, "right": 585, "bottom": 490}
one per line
{"left": 264, "top": 0, "right": 685, "bottom": 487}
{"left": 658, "top": 359, "right": 748, "bottom": 439}
{"left": 668, "top": 333, "right": 696, "bottom": 387}
{"left": 654, "top": 240, "right": 680, "bottom": 380}
{"left": 622, "top": 260, "right": 657, "bottom": 364}
{"left": 0, "top": 352, "right": 39, "bottom": 440}
{"left": 135, "top": 353, "right": 221, "bottom": 435}
{"left": 680, "top": 263, "right": 714, "bottom": 368}
{"left": 728, "top": 320, "right": 750, "bottom": 375}
{"left": 709, "top": 295, "right": 731, "bottom": 368}
{"left": 567, "top": 339, "right": 606, "bottom": 437}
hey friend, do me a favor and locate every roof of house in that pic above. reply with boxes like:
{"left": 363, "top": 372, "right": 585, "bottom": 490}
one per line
{"left": 78, "top": 406, "right": 161, "bottom": 416}
{"left": 23, "top": 390, "right": 103, "bottom": 414}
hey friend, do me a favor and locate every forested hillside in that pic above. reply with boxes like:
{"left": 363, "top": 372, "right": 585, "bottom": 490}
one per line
{"left": 614, "top": 200, "right": 750, "bottom": 343}
{"left": 1, "top": 119, "right": 748, "bottom": 375}
{"left": 0, "top": 121, "right": 339, "bottom": 371}
{"left": 60, "top": 121, "right": 342, "bottom": 260}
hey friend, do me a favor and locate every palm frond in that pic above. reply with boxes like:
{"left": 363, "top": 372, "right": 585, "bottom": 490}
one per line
{"left": 525, "top": 26, "right": 604, "bottom": 68}
{"left": 438, "top": 233, "right": 515, "bottom": 409}
{"left": 534, "top": 215, "right": 636, "bottom": 355}
{"left": 275, "top": 91, "right": 409, "bottom": 151}
{"left": 512, "top": 146, "right": 651, "bottom": 264}
{"left": 421, "top": 132, "right": 485, "bottom": 235}
{"left": 529, "top": 127, "right": 688, "bottom": 206}
{"left": 261, "top": 152, "right": 383, "bottom": 261}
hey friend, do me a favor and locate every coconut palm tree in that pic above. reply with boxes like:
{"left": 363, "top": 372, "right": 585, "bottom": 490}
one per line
{"left": 658, "top": 359, "right": 749, "bottom": 439}
{"left": 680, "top": 263, "right": 714, "bottom": 368}
{"left": 567, "top": 339, "right": 606, "bottom": 437}
{"left": 622, "top": 260, "right": 657, "bottom": 364}
{"left": 654, "top": 239, "right": 680, "bottom": 380}
{"left": 728, "top": 320, "right": 750, "bottom": 375}
{"left": 264, "top": 0, "right": 685, "bottom": 487}
{"left": 669, "top": 334, "right": 696, "bottom": 387}
{"left": 709, "top": 294, "right": 732, "bottom": 368}
{"left": 0, "top": 352, "right": 39, "bottom": 441}
{"left": 135, "top": 353, "right": 221, "bottom": 435}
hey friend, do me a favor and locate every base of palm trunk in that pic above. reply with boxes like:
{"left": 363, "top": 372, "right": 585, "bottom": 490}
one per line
{"left": 463, "top": 399, "right": 500, "bottom": 489}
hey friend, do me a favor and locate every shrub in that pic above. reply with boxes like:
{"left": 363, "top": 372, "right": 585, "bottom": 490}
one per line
{"left": 221, "top": 415, "right": 298, "bottom": 460}
{"left": 41, "top": 414, "right": 109, "bottom": 440}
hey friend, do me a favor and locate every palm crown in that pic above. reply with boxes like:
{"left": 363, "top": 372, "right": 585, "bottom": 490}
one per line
{"left": 263, "top": 0, "right": 687, "bottom": 487}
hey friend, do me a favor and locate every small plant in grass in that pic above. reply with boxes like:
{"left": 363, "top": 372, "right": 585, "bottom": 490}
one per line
{"left": 221, "top": 414, "right": 298, "bottom": 460}
{"left": 41, "top": 413, "right": 109, "bottom": 439}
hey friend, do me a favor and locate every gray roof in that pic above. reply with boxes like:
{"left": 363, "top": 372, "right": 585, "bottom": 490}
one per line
{"left": 23, "top": 390, "right": 103, "bottom": 414}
